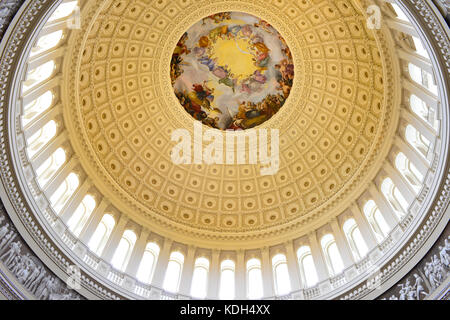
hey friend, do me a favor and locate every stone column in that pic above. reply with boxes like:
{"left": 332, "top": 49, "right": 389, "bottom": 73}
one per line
{"left": 178, "top": 245, "right": 196, "bottom": 296}
{"left": 329, "top": 217, "right": 355, "bottom": 268}
{"left": 28, "top": 47, "right": 65, "bottom": 71}
{"left": 386, "top": 17, "right": 418, "bottom": 36}
{"left": 349, "top": 203, "right": 378, "bottom": 249}
{"left": 393, "top": 136, "right": 429, "bottom": 177}
{"left": 24, "top": 106, "right": 62, "bottom": 140}
{"left": 207, "top": 250, "right": 221, "bottom": 299}
{"left": 78, "top": 198, "right": 110, "bottom": 244}
{"left": 261, "top": 247, "right": 275, "bottom": 297}
{"left": 368, "top": 182, "right": 399, "bottom": 230}
{"left": 397, "top": 48, "right": 433, "bottom": 73}
{"left": 401, "top": 108, "right": 436, "bottom": 145}
{"left": 235, "top": 249, "right": 246, "bottom": 299}
{"left": 40, "top": 17, "right": 70, "bottom": 36}
{"left": 285, "top": 240, "right": 302, "bottom": 291}
{"left": 151, "top": 239, "right": 173, "bottom": 288}
{"left": 59, "top": 179, "right": 92, "bottom": 224}
{"left": 402, "top": 78, "right": 439, "bottom": 108}
{"left": 307, "top": 231, "right": 329, "bottom": 281}
{"left": 23, "top": 76, "right": 61, "bottom": 107}
{"left": 43, "top": 156, "right": 78, "bottom": 197}
{"left": 30, "top": 131, "right": 68, "bottom": 169}
{"left": 383, "top": 161, "right": 416, "bottom": 204}
{"left": 101, "top": 215, "right": 129, "bottom": 262}
{"left": 125, "top": 228, "right": 150, "bottom": 277}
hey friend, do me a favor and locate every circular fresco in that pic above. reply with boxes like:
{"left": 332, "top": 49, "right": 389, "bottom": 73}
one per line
{"left": 170, "top": 12, "right": 294, "bottom": 130}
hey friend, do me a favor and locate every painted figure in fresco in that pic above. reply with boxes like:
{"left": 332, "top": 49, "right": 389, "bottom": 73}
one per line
{"left": 212, "top": 66, "right": 227, "bottom": 79}
{"left": 252, "top": 70, "right": 267, "bottom": 84}
{"left": 253, "top": 42, "right": 270, "bottom": 69}
{"left": 199, "top": 55, "right": 217, "bottom": 71}
{"left": 218, "top": 77, "right": 237, "bottom": 92}
{"left": 193, "top": 82, "right": 215, "bottom": 105}
{"left": 241, "top": 25, "right": 253, "bottom": 38}
{"left": 202, "top": 12, "right": 231, "bottom": 25}
{"left": 228, "top": 25, "right": 242, "bottom": 37}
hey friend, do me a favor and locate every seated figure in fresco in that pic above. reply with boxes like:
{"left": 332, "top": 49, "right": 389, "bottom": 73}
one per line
{"left": 193, "top": 82, "right": 214, "bottom": 106}
{"left": 275, "top": 59, "right": 294, "bottom": 98}
{"left": 199, "top": 55, "right": 217, "bottom": 71}
{"left": 170, "top": 32, "right": 191, "bottom": 83}
{"left": 254, "top": 19, "right": 274, "bottom": 35}
{"left": 208, "top": 26, "right": 229, "bottom": 42}
{"left": 228, "top": 25, "right": 242, "bottom": 38}
{"left": 253, "top": 42, "right": 270, "bottom": 69}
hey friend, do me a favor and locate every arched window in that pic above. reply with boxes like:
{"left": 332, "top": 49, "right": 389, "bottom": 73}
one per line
{"left": 88, "top": 214, "right": 115, "bottom": 255}
{"left": 272, "top": 254, "right": 291, "bottom": 296}
{"left": 405, "top": 124, "right": 431, "bottom": 158}
{"left": 22, "top": 91, "right": 54, "bottom": 126}
{"left": 219, "top": 259, "right": 235, "bottom": 300}
{"left": 391, "top": 3, "right": 409, "bottom": 21}
{"left": 27, "top": 120, "right": 57, "bottom": 157}
{"left": 408, "top": 63, "right": 438, "bottom": 95}
{"left": 163, "top": 252, "right": 184, "bottom": 293}
{"left": 246, "top": 258, "right": 263, "bottom": 299}
{"left": 35, "top": 147, "right": 66, "bottom": 187}
{"left": 136, "top": 242, "right": 160, "bottom": 284}
{"left": 49, "top": 172, "right": 79, "bottom": 214}
{"left": 343, "top": 219, "right": 369, "bottom": 261}
{"left": 23, "top": 60, "right": 56, "bottom": 92}
{"left": 381, "top": 177, "right": 409, "bottom": 217}
{"left": 320, "top": 234, "right": 344, "bottom": 276}
{"left": 412, "top": 36, "right": 429, "bottom": 58}
{"left": 363, "top": 200, "right": 390, "bottom": 242}
{"left": 395, "top": 152, "right": 423, "bottom": 192}
{"left": 49, "top": 1, "right": 79, "bottom": 21}
{"left": 30, "top": 30, "right": 64, "bottom": 57}
{"left": 67, "top": 195, "right": 96, "bottom": 236}
{"left": 410, "top": 94, "right": 436, "bottom": 127}
{"left": 111, "top": 230, "right": 137, "bottom": 271}
{"left": 190, "top": 257, "right": 209, "bottom": 299}
{"left": 296, "top": 246, "right": 318, "bottom": 288}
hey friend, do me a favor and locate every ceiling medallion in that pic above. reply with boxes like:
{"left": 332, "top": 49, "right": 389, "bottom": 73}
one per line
{"left": 170, "top": 12, "right": 294, "bottom": 130}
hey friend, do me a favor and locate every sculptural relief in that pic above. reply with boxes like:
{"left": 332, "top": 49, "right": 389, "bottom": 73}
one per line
{"left": 380, "top": 233, "right": 450, "bottom": 300}
{"left": 0, "top": 206, "right": 82, "bottom": 300}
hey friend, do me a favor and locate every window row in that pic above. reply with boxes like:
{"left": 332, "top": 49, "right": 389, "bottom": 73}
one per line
{"left": 24, "top": 164, "right": 422, "bottom": 298}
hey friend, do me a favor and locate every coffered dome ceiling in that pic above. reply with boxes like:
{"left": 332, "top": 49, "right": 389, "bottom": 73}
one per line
{"left": 63, "top": 0, "right": 399, "bottom": 246}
